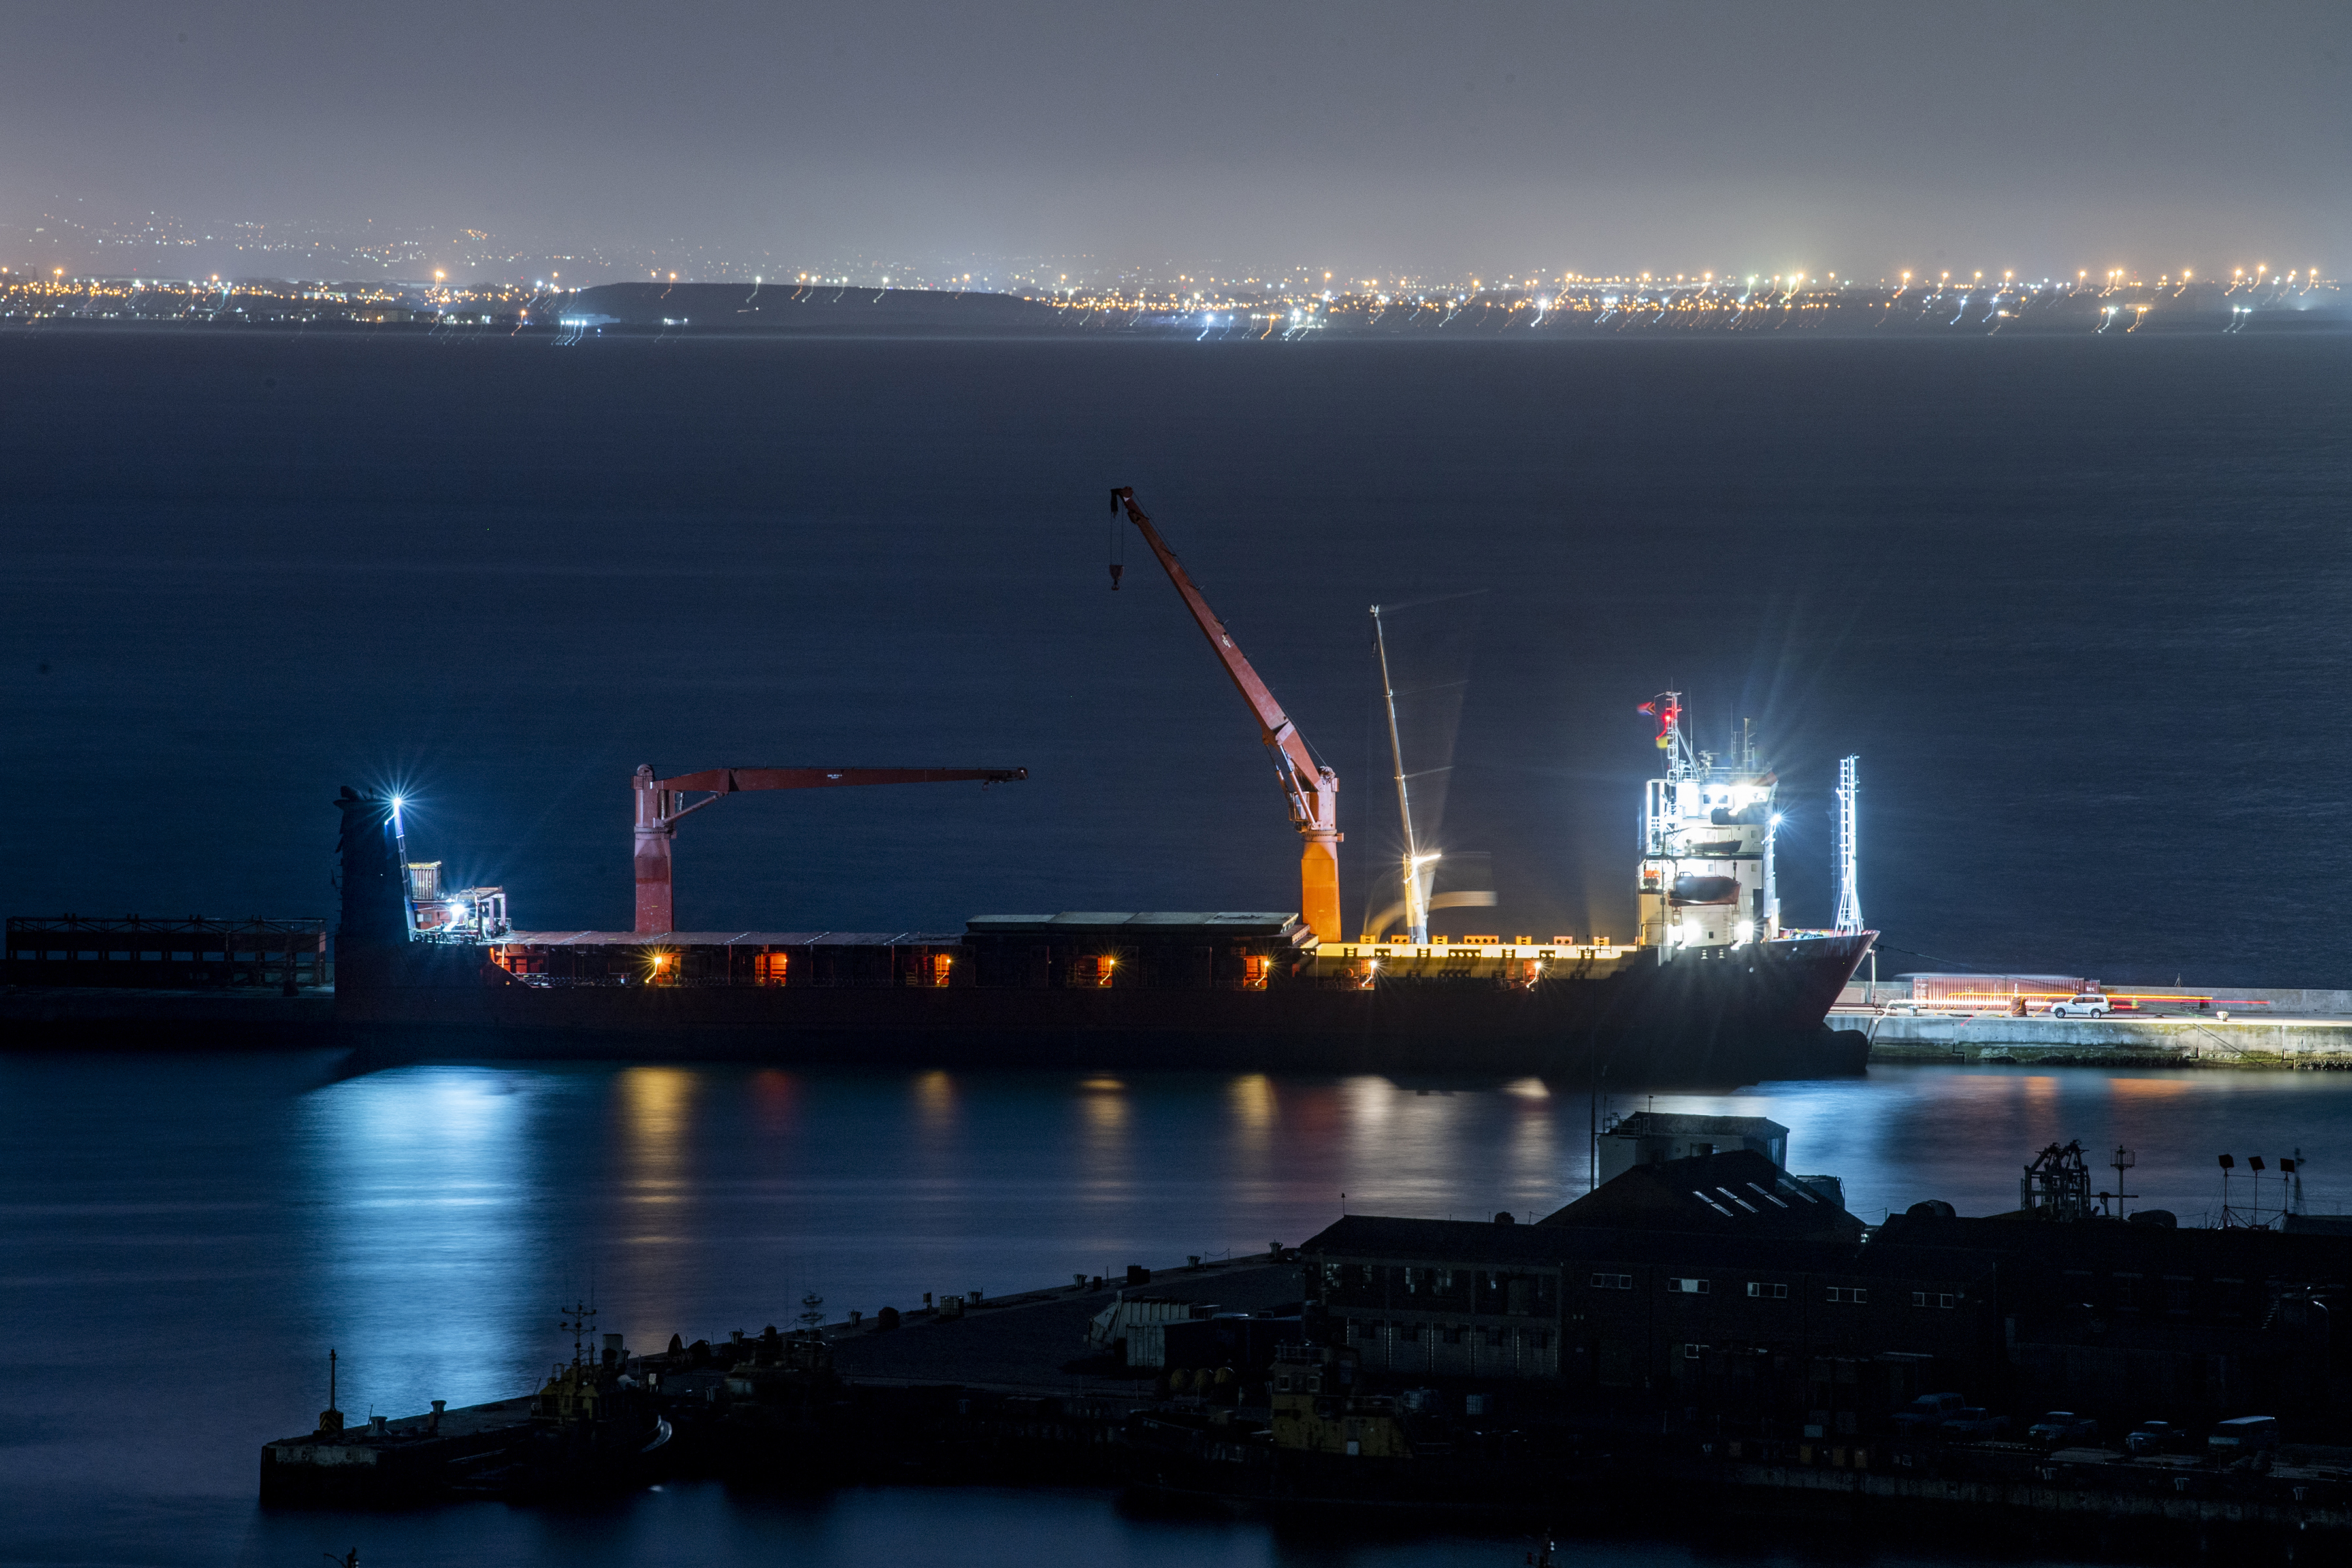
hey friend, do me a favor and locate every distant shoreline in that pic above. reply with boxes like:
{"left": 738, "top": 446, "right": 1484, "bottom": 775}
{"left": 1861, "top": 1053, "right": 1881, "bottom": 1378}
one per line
{"left": 6, "top": 274, "right": 2345, "bottom": 340}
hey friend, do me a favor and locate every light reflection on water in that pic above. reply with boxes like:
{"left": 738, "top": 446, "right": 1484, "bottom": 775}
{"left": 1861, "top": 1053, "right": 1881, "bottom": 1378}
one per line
{"left": 8, "top": 1053, "right": 2352, "bottom": 1567}
{"left": 308, "top": 1067, "right": 548, "bottom": 1409}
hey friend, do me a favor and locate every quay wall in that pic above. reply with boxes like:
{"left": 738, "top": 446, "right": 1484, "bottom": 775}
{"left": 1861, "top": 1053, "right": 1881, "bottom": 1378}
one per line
{"left": 1859, "top": 1013, "right": 2352, "bottom": 1065}
{"left": 1838, "top": 984, "right": 2352, "bottom": 1015}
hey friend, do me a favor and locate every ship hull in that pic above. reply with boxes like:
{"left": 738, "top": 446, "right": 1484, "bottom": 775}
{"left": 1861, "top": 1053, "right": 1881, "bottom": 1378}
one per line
{"left": 335, "top": 934, "right": 1871, "bottom": 1088}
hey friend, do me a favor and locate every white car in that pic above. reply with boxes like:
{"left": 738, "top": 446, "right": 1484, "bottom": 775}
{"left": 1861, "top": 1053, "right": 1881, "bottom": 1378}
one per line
{"left": 2049, "top": 994, "right": 2112, "bottom": 1018}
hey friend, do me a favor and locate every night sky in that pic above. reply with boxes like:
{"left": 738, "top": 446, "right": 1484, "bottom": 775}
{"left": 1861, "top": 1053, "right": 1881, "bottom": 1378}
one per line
{"left": 5, "top": 1, "right": 2350, "bottom": 280}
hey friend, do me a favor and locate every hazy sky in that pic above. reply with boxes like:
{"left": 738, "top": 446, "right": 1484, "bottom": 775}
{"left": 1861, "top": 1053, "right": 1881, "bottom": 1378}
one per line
{"left": 5, "top": 0, "right": 2349, "bottom": 280}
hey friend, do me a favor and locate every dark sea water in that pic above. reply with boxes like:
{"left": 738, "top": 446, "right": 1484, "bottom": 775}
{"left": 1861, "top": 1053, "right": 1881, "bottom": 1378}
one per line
{"left": 7, "top": 1053, "right": 2352, "bottom": 1568}
{"left": 3, "top": 329, "right": 2351, "bottom": 1566}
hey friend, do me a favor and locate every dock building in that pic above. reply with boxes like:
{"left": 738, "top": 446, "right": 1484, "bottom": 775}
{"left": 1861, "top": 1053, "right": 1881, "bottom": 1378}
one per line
{"left": 1301, "top": 1150, "right": 2352, "bottom": 1434}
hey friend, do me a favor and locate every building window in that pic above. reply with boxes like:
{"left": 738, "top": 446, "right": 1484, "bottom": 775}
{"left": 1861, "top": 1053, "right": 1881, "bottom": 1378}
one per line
{"left": 1444, "top": 1326, "right": 1465, "bottom": 1345}
{"left": 1684, "top": 1343, "right": 1702, "bottom": 1359}
{"left": 754, "top": 951, "right": 789, "bottom": 985}
{"left": 1747, "top": 1282, "right": 1788, "bottom": 1299}
{"left": 1532, "top": 1330, "right": 1550, "bottom": 1348}
{"left": 1827, "top": 1286, "right": 1868, "bottom": 1304}
{"left": 1398, "top": 1323, "right": 1419, "bottom": 1341}
{"left": 1351, "top": 1319, "right": 1378, "bottom": 1341}
{"left": 1666, "top": 1277, "right": 1710, "bottom": 1294}
{"left": 1590, "top": 1273, "right": 1632, "bottom": 1290}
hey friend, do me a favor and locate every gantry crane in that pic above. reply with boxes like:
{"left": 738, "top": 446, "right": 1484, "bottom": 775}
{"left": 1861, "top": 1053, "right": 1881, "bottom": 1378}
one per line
{"left": 632, "top": 764, "right": 1026, "bottom": 934}
{"left": 1109, "top": 486, "right": 1342, "bottom": 943}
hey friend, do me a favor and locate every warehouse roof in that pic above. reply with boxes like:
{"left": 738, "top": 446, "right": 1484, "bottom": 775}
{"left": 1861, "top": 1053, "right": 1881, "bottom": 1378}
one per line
{"left": 1539, "top": 1151, "right": 1865, "bottom": 1241}
{"left": 1298, "top": 1213, "right": 1995, "bottom": 1284}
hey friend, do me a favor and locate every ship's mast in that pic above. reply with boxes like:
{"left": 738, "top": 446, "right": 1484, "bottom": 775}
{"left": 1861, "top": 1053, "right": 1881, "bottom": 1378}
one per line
{"left": 1371, "top": 605, "right": 1434, "bottom": 943}
{"left": 1834, "top": 755, "right": 1862, "bottom": 935}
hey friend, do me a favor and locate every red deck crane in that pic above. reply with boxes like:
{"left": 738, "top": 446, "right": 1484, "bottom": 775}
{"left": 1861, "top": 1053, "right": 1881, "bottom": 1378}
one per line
{"left": 1110, "top": 486, "right": 1342, "bottom": 944}
{"left": 632, "top": 764, "right": 1026, "bottom": 935}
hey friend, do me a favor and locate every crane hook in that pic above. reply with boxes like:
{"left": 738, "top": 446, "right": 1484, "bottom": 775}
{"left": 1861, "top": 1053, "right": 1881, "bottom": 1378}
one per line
{"left": 1109, "top": 562, "right": 1123, "bottom": 590}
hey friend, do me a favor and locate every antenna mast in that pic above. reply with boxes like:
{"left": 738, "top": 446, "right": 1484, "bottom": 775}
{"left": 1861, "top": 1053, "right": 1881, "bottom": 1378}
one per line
{"left": 560, "top": 1301, "right": 598, "bottom": 1367}
{"left": 1833, "top": 755, "right": 1862, "bottom": 935}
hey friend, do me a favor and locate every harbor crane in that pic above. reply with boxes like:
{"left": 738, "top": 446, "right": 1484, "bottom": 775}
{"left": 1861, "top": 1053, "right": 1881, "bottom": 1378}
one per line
{"left": 632, "top": 764, "right": 1026, "bottom": 935}
{"left": 1109, "top": 486, "right": 1342, "bottom": 944}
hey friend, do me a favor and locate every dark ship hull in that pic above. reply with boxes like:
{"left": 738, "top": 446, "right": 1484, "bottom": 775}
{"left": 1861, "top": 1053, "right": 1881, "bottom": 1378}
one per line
{"left": 333, "top": 932, "right": 1871, "bottom": 1088}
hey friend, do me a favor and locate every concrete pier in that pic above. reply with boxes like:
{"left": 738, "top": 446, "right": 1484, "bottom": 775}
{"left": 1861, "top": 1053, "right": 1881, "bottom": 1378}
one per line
{"left": 1851, "top": 1011, "right": 2352, "bottom": 1066}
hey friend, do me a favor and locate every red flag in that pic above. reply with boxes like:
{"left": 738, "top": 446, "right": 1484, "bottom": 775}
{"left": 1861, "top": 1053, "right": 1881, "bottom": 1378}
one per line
{"left": 1637, "top": 702, "right": 1656, "bottom": 716}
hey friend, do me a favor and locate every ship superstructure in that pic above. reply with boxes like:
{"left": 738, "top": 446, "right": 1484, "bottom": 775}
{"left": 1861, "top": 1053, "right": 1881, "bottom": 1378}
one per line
{"left": 1636, "top": 695, "right": 1780, "bottom": 954}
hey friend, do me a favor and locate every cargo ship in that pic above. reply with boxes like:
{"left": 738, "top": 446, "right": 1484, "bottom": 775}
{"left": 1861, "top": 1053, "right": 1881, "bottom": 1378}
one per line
{"left": 331, "top": 491, "right": 1870, "bottom": 1086}
{"left": 331, "top": 705, "right": 1869, "bottom": 1086}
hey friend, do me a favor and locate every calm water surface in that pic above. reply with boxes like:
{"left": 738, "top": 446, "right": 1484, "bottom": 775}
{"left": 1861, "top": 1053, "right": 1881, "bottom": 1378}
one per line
{"left": 6, "top": 1053, "right": 2349, "bottom": 1567}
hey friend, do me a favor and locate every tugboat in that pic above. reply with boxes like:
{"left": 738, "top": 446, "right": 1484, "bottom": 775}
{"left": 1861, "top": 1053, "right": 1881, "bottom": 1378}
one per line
{"left": 502, "top": 1303, "right": 672, "bottom": 1497}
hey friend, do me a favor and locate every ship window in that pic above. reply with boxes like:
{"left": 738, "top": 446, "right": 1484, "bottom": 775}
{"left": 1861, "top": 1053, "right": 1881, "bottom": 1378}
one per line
{"left": 754, "top": 951, "right": 789, "bottom": 986}
{"left": 1242, "top": 954, "right": 1271, "bottom": 988}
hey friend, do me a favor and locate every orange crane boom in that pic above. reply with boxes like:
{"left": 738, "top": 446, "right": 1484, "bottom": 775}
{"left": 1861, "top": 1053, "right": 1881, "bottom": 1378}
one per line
{"left": 632, "top": 764, "right": 1026, "bottom": 934}
{"left": 1110, "top": 486, "right": 1341, "bottom": 943}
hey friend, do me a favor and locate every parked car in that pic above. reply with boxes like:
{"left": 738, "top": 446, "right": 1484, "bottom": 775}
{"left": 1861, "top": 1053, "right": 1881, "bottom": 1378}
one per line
{"left": 2050, "top": 993, "right": 2112, "bottom": 1018}
{"left": 2125, "top": 1420, "right": 2183, "bottom": 1456}
{"left": 2027, "top": 1412, "right": 2100, "bottom": 1447}
{"left": 1940, "top": 1408, "right": 2011, "bottom": 1441}
{"left": 1891, "top": 1392, "right": 1968, "bottom": 1435}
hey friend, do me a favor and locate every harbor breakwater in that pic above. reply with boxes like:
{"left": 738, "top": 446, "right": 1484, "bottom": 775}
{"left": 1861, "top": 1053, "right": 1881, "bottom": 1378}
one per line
{"left": 1859, "top": 1015, "right": 2352, "bottom": 1067}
